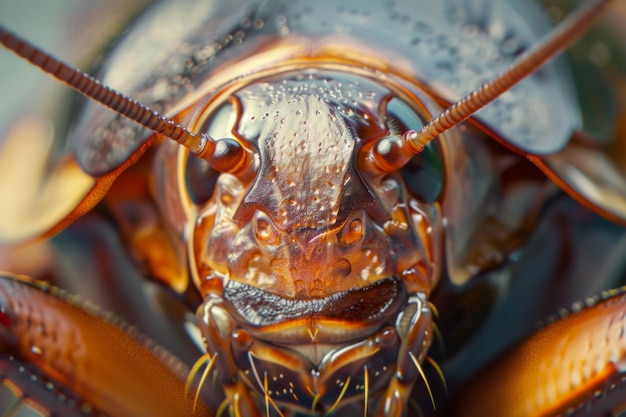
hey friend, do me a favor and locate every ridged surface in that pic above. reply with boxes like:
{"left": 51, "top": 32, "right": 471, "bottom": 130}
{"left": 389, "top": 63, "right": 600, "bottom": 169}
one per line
{"left": 452, "top": 289, "right": 626, "bottom": 417}
{"left": 0, "top": 276, "right": 212, "bottom": 417}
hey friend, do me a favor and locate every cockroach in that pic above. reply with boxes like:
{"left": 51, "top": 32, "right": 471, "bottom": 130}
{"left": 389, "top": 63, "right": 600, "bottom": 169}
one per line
{"left": 0, "top": 0, "right": 625, "bottom": 416}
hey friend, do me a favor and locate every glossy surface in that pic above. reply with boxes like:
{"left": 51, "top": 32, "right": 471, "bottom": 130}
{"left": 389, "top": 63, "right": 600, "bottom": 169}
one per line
{"left": 69, "top": 0, "right": 579, "bottom": 176}
{"left": 451, "top": 288, "right": 626, "bottom": 417}
{"left": 0, "top": 0, "right": 625, "bottom": 416}
{"left": 0, "top": 275, "right": 211, "bottom": 417}
{"left": 187, "top": 69, "right": 441, "bottom": 415}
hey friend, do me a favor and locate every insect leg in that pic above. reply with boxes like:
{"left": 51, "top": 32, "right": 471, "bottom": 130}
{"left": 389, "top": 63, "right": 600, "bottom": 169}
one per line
{"left": 0, "top": 274, "right": 213, "bottom": 417}
{"left": 450, "top": 288, "right": 626, "bottom": 417}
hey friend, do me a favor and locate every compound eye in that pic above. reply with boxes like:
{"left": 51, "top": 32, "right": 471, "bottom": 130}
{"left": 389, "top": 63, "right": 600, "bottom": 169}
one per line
{"left": 186, "top": 157, "right": 220, "bottom": 206}
{"left": 385, "top": 98, "right": 443, "bottom": 203}
{"left": 385, "top": 98, "right": 424, "bottom": 139}
{"left": 186, "top": 101, "right": 237, "bottom": 205}
{"left": 400, "top": 143, "right": 443, "bottom": 204}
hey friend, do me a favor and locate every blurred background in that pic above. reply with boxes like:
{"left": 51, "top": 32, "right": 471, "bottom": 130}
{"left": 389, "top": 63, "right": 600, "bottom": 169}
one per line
{"left": 0, "top": 0, "right": 149, "bottom": 143}
{"left": 0, "top": 0, "right": 624, "bottom": 153}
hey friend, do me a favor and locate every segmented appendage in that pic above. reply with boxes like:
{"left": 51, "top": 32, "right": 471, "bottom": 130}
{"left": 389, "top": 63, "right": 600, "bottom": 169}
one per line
{"left": 0, "top": 25, "right": 254, "bottom": 176}
{"left": 181, "top": 69, "right": 443, "bottom": 416}
{"left": 362, "top": 0, "right": 616, "bottom": 175}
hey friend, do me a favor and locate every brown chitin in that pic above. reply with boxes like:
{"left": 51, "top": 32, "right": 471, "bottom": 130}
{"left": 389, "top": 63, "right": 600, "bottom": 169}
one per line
{"left": 191, "top": 71, "right": 441, "bottom": 415}
{"left": 0, "top": 275, "right": 212, "bottom": 417}
{"left": 0, "top": 26, "right": 257, "bottom": 253}
{"left": 452, "top": 288, "right": 626, "bottom": 417}
{"left": 0, "top": 0, "right": 622, "bottom": 416}
{"left": 363, "top": 0, "right": 617, "bottom": 175}
{"left": 0, "top": 25, "right": 252, "bottom": 176}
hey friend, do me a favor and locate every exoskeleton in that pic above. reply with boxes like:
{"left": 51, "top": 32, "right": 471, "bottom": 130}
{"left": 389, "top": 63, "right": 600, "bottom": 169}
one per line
{"left": 0, "top": 0, "right": 625, "bottom": 416}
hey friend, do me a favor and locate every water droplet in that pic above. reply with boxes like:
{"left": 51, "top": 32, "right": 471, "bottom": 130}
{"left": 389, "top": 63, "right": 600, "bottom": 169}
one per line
{"left": 334, "top": 259, "right": 352, "bottom": 278}
{"left": 255, "top": 218, "right": 280, "bottom": 245}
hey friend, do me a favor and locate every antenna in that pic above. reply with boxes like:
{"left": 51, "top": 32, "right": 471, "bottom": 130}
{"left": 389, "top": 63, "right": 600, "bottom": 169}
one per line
{"left": 362, "top": 0, "right": 615, "bottom": 175}
{"left": 0, "top": 26, "right": 254, "bottom": 175}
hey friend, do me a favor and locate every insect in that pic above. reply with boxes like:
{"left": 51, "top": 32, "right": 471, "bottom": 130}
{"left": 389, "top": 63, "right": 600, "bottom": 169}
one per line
{"left": 0, "top": 0, "right": 625, "bottom": 416}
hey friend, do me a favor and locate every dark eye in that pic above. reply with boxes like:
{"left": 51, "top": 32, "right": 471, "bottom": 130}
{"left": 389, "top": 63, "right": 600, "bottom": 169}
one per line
{"left": 400, "top": 145, "right": 443, "bottom": 204}
{"left": 186, "top": 101, "right": 236, "bottom": 205}
{"left": 186, "top": 156, "right": 220, "bottom": 205}
{"left": 385, "top": 98, "right": 443, "bottom": 203}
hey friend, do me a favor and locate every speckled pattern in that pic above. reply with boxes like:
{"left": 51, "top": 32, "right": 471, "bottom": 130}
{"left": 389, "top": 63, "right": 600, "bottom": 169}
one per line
{"left": 71, "top": 0, "right": 580, "bottom": 175}
{"left": 234, "top": 71, "right": 389, "bottom": 231}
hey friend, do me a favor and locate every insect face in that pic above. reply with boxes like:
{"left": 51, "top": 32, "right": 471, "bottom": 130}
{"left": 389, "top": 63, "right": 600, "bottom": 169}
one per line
{"left": 0, "top": 1, "right": 625, "bottom": 416}
{"left": 186, "top": 69, "right": 442, "bottom": 414}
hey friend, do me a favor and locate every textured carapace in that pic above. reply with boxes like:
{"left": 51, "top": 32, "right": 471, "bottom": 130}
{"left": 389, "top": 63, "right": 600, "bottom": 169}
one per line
{"left": 195, "top": 72, "right": 436, "bottom": 296}
{"left": 188, "top": 69, "right": 441, "bottom": 414}
{"left": 64, "top": 0, "right": 582, "bottom": 177}
{"left": 0, "top": 0, "right": 625, "bottom": 416}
